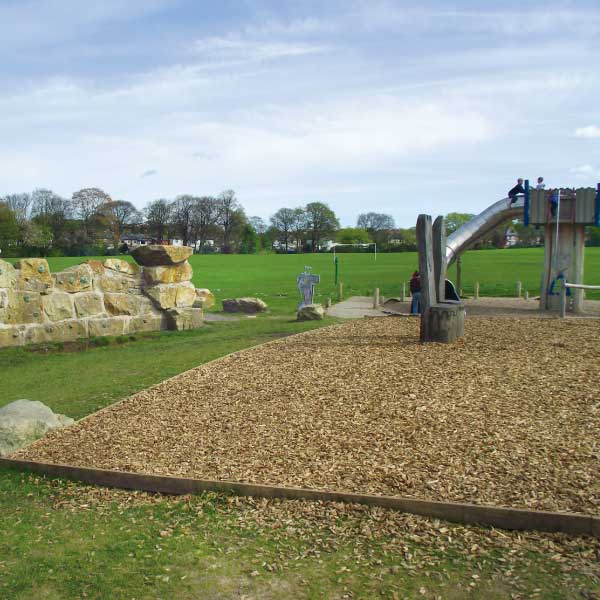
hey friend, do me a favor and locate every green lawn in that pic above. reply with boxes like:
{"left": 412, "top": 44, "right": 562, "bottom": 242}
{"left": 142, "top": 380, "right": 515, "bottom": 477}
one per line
{"left": 2, "top": 251, "right": 600, "bottom": 598}
{"left": 10, "top": 247, "right": 600, "bottom": 315}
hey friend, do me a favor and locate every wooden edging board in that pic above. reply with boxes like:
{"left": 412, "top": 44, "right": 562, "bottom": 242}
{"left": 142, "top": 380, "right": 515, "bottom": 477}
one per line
{"left": 1, "top": 457, "right": 598, "bottom": 538}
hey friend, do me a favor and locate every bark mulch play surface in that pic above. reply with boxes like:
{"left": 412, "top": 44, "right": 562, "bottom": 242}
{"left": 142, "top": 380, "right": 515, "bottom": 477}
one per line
{"left": 13, "top": 317, "right": 600, "bottom": 516}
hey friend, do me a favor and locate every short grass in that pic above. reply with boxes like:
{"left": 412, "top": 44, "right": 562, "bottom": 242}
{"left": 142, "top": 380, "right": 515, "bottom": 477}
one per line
{"left": 11, "top": 247, "right": 600, "bottom": 316}
{"left": 1, "top": 469, "right": 598, "bottom": 600}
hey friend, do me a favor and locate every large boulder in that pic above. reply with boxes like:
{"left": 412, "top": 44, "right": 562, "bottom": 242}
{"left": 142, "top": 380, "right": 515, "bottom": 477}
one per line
{"left": 142, "top": 262, "right": 193, "bottom": 285}
{"left": 15, "top": 259, "right": 53, "bottom": 293}
{"left": 73, "top": 292, "right": 105, "bottom": 318}
{"left": 53, "top": 264, "right": 94, "bottom": 293}
{"left": 145, "top": 282, "right": 196, "bottom": 309}
{"left": 103, "top": 292, "right": 153, "bottom": 316}
{"left": 0, "top": 400, "right": 74, "bottom": 457}
{"left": 297, "top": 303, "right": 325, "bottom": 321}
{"left": 131, "top": 245, "right": 192, "bottom": 267}
{"left": 0, "top": 259, "right": 17, "bottom": 288}
{"left": 1, "top": 290, "right": 44, "bottom": 324}
{"left": 193, "top": 288, "right": 215, "bottom": 310}
{"left": 222, "top": 297, "right": 268, "bottom": 314}
{"left": 103, "top": 258, "right": 139, "bottom": 276}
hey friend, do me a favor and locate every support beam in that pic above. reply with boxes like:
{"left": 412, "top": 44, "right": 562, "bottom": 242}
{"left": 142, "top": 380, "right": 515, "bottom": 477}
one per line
{"left": 432, "top": 216, "right": 447, "bottom": 303}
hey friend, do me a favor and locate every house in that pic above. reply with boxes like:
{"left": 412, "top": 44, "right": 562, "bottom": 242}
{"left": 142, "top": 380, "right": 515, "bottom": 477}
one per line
{"left": 121, "top": 234, "right": 153, "bottom": 247}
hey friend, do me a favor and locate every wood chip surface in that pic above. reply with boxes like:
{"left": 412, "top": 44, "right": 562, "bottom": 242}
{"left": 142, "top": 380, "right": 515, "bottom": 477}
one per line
{"left": 14, "top": 317, "right": 600, "bottom": 515}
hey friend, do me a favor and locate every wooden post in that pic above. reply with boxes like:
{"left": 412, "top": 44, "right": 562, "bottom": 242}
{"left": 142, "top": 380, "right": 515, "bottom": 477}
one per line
{"left": 325, "top": 297, "right": 332, "bottom": 309}
{"left": 373, "top": 288, "right": 380, "bottom": 308}
{"left": 432, "top": 216, "right": 447, "bottom": 303}
{"left": 456, "top": 256, "right": 462, "bottom": 299}
{"left": 516, "top": 281, "right": 522, "bottom": 298}
{"left": 400, "top": 282, "right": 405, "bottom": 302}
{"left": 560, "top": 283, "right": 567, "bottom": 318}
{"left": 337, "top": 282, "right": 343, "bottom": 302}
{"left": 524, "top": 290, "right": 529, "bottom": 301}
{"left": 416, "top": 215, "right": 436, "bottom": 312}
{"left": 474, "top": 282, "right": 479, "bottom": 300}
{"left": 573, "top": 225, "right": 585, "bottom": 314}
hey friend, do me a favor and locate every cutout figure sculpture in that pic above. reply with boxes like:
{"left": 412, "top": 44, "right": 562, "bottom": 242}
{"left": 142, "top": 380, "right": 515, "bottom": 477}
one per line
{"left": 297, "top": 266, "right": 320, "bottom": 309}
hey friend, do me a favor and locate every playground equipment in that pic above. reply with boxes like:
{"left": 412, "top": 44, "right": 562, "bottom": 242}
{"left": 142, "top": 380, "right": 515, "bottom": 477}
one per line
{"left": 445, "top": 182, "right": 600, "bottom": 314}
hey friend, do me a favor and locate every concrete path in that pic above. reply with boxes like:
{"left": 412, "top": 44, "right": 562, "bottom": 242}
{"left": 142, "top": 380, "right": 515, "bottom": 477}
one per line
{"left": 326, "top": 296, "right": 389, "bottom": 319}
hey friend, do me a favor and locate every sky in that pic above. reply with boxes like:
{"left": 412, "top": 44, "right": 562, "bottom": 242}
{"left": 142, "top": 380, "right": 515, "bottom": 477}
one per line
{"left": 1, "top": 0, "right": 599, "bottom": 227}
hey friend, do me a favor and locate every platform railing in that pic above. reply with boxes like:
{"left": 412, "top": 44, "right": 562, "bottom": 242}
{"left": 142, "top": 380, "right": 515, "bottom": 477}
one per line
{"left": 560, "top": 282, "right": 600, "bottom": 317}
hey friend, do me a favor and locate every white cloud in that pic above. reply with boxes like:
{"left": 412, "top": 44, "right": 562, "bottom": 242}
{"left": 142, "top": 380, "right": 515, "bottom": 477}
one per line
{"left": 569, "top": 164, "right": 600, "bottom": 178}
{"left": 141, "top": 169, "right": 158, "bottom": 178}
{"left": 575, "top": 125, "right": 600, "bottom": 139}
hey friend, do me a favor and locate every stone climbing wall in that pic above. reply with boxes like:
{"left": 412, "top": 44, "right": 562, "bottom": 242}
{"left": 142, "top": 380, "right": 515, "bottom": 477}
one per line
{"left": 0, "top": 245, "right": 207, "bottom": 348}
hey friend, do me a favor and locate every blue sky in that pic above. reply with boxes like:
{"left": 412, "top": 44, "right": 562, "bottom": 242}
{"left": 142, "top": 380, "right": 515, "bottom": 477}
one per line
{"left": 1, "top": 0, "right": 599, "bottom": 227}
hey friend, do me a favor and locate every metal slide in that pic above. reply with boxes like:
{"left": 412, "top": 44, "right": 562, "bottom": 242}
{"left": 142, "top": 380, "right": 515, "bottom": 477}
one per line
{"left": 445, "top": 196, "right": 525, "bottom": 267}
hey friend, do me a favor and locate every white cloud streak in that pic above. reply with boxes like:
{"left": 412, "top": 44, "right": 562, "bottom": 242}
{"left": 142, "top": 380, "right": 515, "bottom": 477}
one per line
{"left": 575, "top": 125, "right": 600, "bottom": 139}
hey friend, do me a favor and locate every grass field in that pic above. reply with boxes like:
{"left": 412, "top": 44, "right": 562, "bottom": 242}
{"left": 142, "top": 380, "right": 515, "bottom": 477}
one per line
{"left": 2, "top": 250, "right": 600, "bottom": 598}
{"left": 11, "top": 247, "right": 600, "bottom": 315}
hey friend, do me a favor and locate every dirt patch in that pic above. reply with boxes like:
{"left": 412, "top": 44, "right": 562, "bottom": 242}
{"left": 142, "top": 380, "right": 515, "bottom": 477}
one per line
{"left": 14, "top": 317, "right": 600, "bottom": 515}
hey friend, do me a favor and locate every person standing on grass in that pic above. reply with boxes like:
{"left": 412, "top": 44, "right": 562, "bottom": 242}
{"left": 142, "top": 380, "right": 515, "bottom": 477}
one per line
{"left": 508, "top": 178, "right": 525, "bottom": 204}
{"left": 409, "top": 270, "right": 421, "bottom": 315}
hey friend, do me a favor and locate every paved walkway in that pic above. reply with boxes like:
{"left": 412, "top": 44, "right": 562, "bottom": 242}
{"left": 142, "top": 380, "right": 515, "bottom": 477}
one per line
{"left": 326, "top": 296, "right": 388, "bottom": 319}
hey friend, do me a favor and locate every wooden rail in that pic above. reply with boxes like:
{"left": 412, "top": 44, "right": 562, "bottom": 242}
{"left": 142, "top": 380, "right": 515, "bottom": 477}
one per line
{"left": 1, "top": 457, "right": 598, "bottom": 538}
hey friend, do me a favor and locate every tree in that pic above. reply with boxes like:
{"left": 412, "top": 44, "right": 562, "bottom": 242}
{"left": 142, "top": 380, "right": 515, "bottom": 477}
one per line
{"left": 357, "top": 212, "right": 395, "bottom": 231}
{"left": 217, "top": 190, "right": 244, "bottom": 253}
{"left": 100, "top": 200, "right": 142, "bottom": 242}
{"left": 72, "top": 187, "right": 112, "bottom": 241}
{"left": 2, "top": 193, "right": 31, "bottom": 223}
{"left": 171, "top": 195, "right": 196, "bottom": 246}
{"left": 336, "top": 227, "right": 372, "bottom": 244}
{"left": 191, "top": 196, "right": 219, "bottom": 253}
{"left": 0, "top": 203, "right": 20, "bottom": 255}
{"left": 304, "top": 202, "right": 339, "bottom": 251}
{"left": 145, "top": 199, "right": 172, "bottom": 241}
{"left": 270, "top": 208, "right": 296, "bottom": 252}
{"left": 239, "top": 223, "right": 259, "bottom": 254}
{"left": 291, "top": 208, "right": 307, "bottom": 252}
{"left": 249, "top": 216, "right": 267, "bottom": 235}
{"left": 445, "top": 212, "right": 474, "bottom": 235}
{"left": 30, "top": 189, "right": 72, "bottom": 249}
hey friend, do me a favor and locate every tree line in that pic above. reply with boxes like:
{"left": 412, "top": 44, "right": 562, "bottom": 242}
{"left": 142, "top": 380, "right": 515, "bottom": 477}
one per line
{"left": 0, "top": 187, "right": 553, "bottom": 258}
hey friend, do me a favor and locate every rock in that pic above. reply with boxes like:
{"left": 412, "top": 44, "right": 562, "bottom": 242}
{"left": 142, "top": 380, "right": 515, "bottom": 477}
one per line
{"left": 103, "top": 258, "right": 139, "bottom": 276}
{"left": 145, "top": 282, "right": 196, "bottom": 309}
{"left": 1, "top": 290, "right": 44, "bottom": 324}
{"left": 0, "top": 399, "right": 74, "bottom": 457}
{"left": 53, "top": 264, "right": 94, "bottom": 293}
{"left": 222, "top": 297, "right": 268, "bottom": 314}
{"left": 130, "top": 314, "right": 166, "bottom": 333}
{"left": 142, "top": 262, "right": 193, "bottom": 285}
{"left": 165, "top": 308, "right": 203, "bottom": 331}
{"left": 73, "top": 292, "right": 105, "bottom": 318}
{"left": 297, "top": 303, "right": 325, "bottom": 321}
{"left": 88, "top": 316, "right": 130, "bottom": 337}
{"left": 42, "top": 292, "right": 74, "bottom": 322}
{"left": 95, "top": 270, "right": 141, "bottom": 294}
{"left": 131, "top": 245, "right": 193, "bottom": 267}
{"left": 193, "top": 288, "right": 215, "bottom": 310}
{"left": 0, "top": 325, "right": 21, "bottom": 347}
{"left": 85, "top": 260, "right": 105, "bottom": 276}
{"left": 15, "top": 258, "right": 53, "bottom": 293}
{"left": 0, "top": 259, "right": 17, "bottom": 288}
{"left": 103, "top": 292, "right": 152, "bottom": 316}
{"left": 43, "top": 320, "right": 87, "bottom": 343}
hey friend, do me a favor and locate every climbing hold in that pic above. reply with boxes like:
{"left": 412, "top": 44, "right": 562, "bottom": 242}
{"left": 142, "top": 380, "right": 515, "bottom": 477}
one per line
{"left": 68, "top": 276, "right": 75, "bottom": 284}
{"left": 38, "top": 265, "right": 45, "bottom": 273}
{"left": 80, "top": 277, "right": 89, "bottom": 284}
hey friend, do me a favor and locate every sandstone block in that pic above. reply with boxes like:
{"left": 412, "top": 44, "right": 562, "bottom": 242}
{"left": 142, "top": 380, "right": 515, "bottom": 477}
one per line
{"left": 103, "top": 258, "right": 139, "bottom": 276}
{"left": 222, "top": 297, "right": 268, "bottom": 314}
{"left": 88, "top": 316, "right": 131, "bottom": 337}
{"left": 74, "top": 292, "right": 105, "bottom": 318}
{"left": 95, "top": 269, "right": 142, "bottom": 294}
{"left": 142, "top": 261, "right": 192, "bottom": 285}
{"left": 0, "top": 259, "right": 17, "bottom": 288}
{"left": 145, "top": 282, "right": 196, "bottom": 309}
{"left": 193, "top": 288, "right": 215, "bottom": 310}
{"left": 85, "top": 260, "right": 105, "bottom": 276}
{"left": 53, "top": 264, "right": 93, "bottom": 293}
{"left": 42, "top": 292, "right": 74, "bottom": 322}
{"left": 15, "top": 258, "right": 53, "bottom": 293}
{"left": 297, "top": 303, "right": 325, "bottom": 321}
{"left": 48, "top": 319, "right": 88, "bottom": 343}
{"left": 165, "top": 307, "right": 203, "bottom": 331}
{"left": 0, "top": 325, "right": 21, "bottom": 347}
{"left": 130, "top": 314, "right": 166, "bottom": 333}
{"left": 2, "top": 290, "right": 44, "bottom": 324}
{"left": 131, "top": 244, "right": 192, "bottom": 266}
{"left": 103, "top": 292, "right": 152, "bottom": 316}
